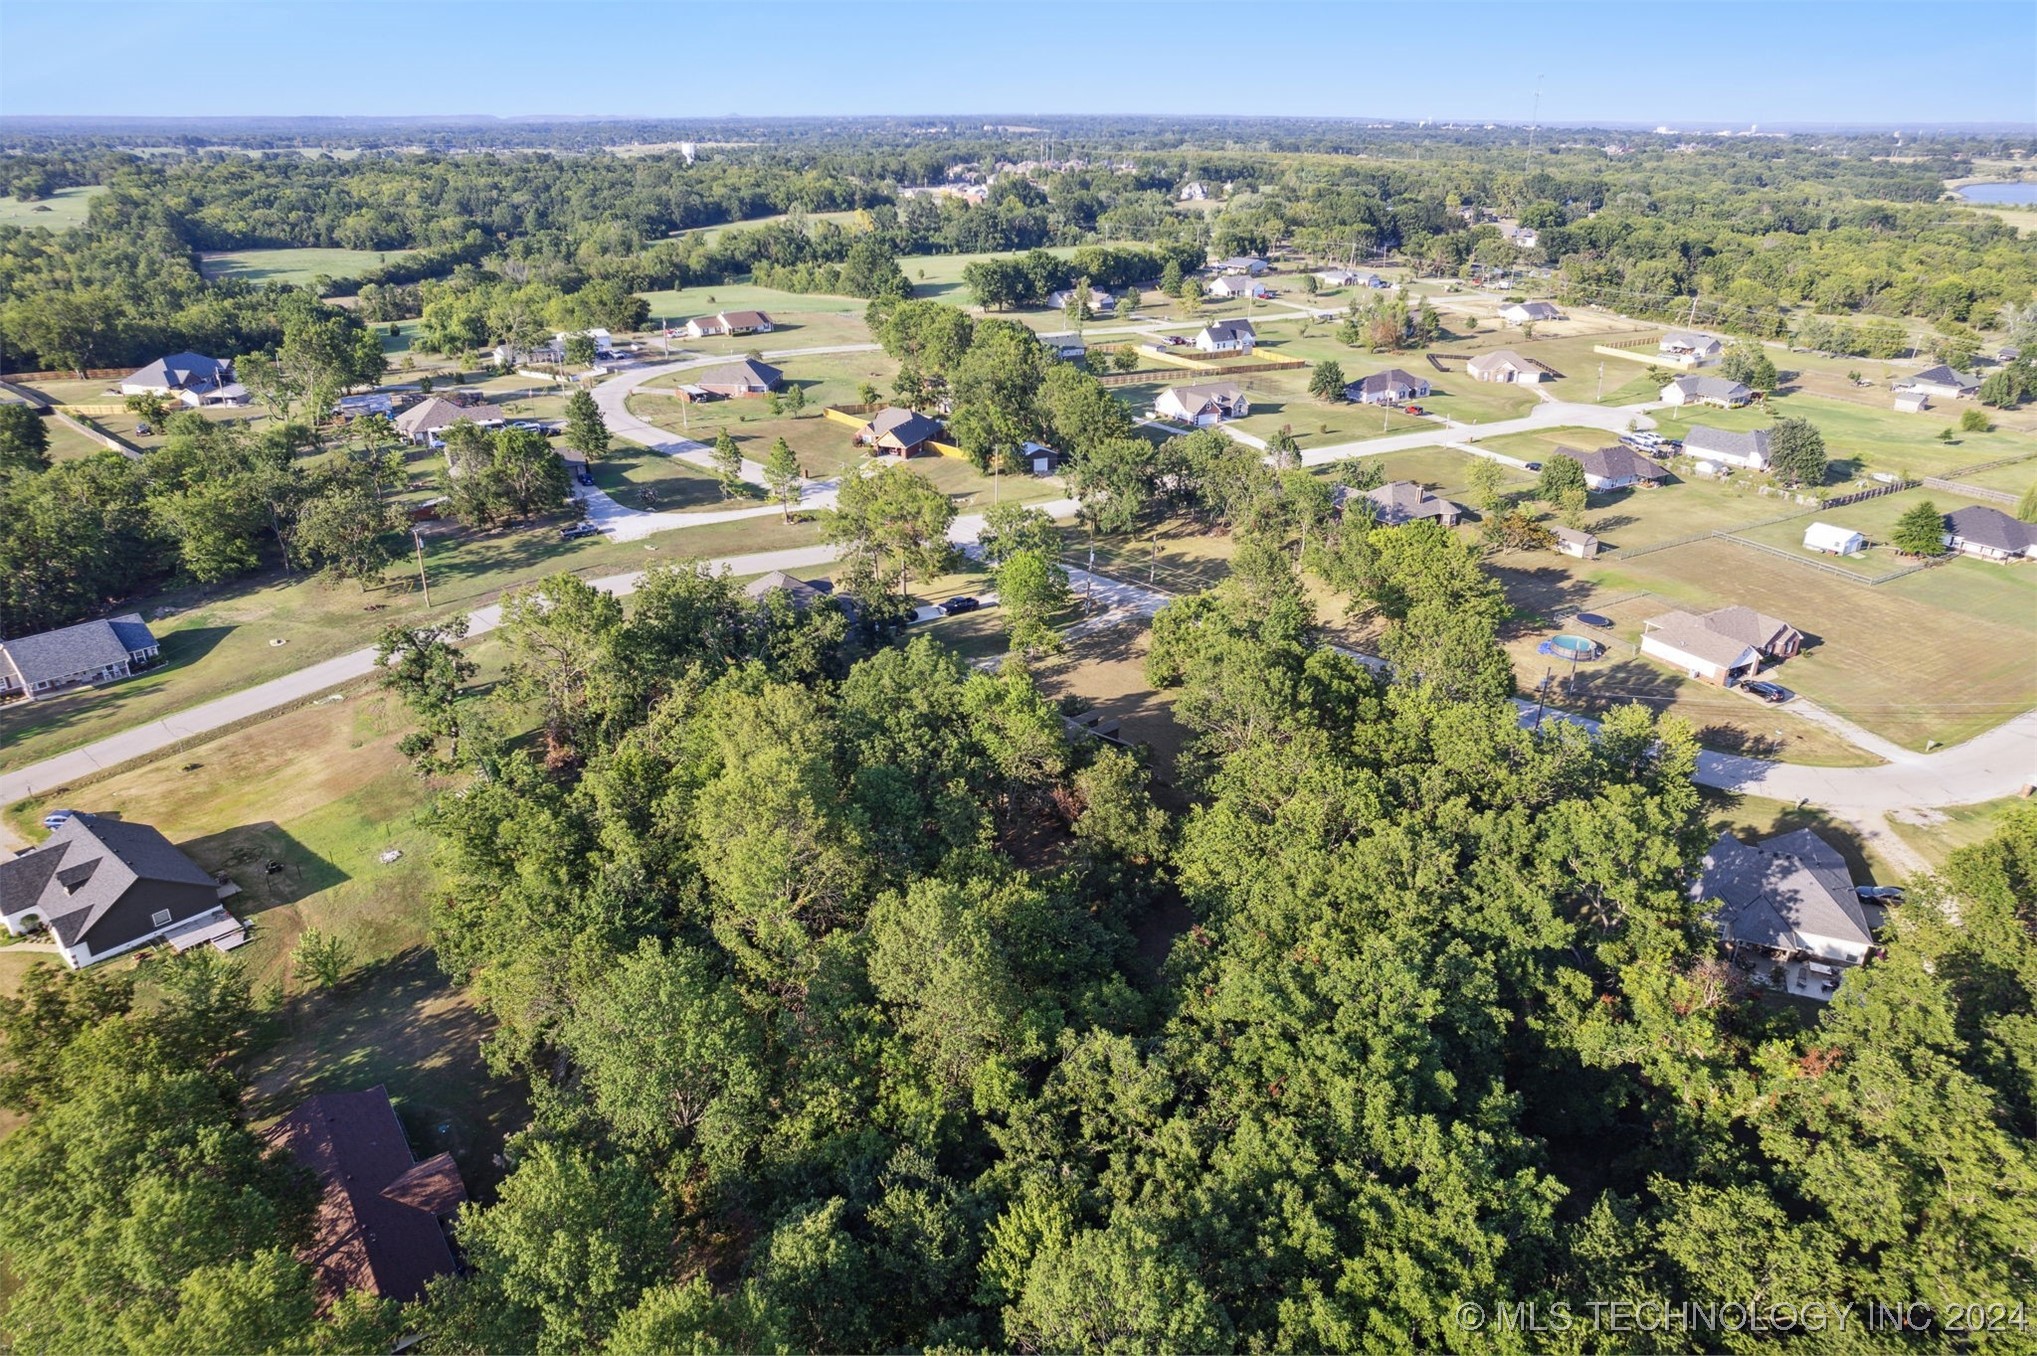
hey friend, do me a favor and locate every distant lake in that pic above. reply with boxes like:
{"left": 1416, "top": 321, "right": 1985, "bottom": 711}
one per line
{"left": 1958, "top": 182, "right": 2037, "bottom": 206}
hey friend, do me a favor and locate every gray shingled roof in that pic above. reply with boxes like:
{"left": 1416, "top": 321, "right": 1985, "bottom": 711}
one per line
{"left": 1701, "top": 605, "right": 1795, "bottom": 652}
{"left": 1683, "top": 424, "right": 1770, "bottom": 462}
{"left": 1363, "top": 480, "right": 1460, "bottom": 525}
{"left": 1575, "top": 445, "right": 1666, "bottom": 482}
{"left": 1945, "top": 505, "right": 2037, "bottom": 555}
{"left": 1200, "top": 319, "right": 1257, "bottom": 344}
{"left": 0, "top": 814, "right": 215, "bottom": 946}
{"left": 1900, "top": 364, "right": 1980, "bottom": 391}
{"left": 694, "top": 359, "right": 782, "bottom": 389}
{"left": 1643, "top": 611, "right": 1760, "bottom": 670}
{"left": 1698, "top": 829, "right": 1872, "bottom": 955}
{"left": 1351, "top": 368, "right": 1426, "bottom": 397}
{"left": 864, "top": 407, "right": 944, "bottom": 447}
{"left": 1, "top": 616, "right": 154, "bottom": 688}
{"left": 1669, "top": 376, "right": 1753, "bottom": 402}
{"left": 125, "top": 352, "right": 230, "bottom": 391}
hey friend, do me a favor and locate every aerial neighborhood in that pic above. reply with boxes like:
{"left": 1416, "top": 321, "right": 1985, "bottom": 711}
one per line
{"left": 0, "top": 30, "right": 2032, "bottom": 1352}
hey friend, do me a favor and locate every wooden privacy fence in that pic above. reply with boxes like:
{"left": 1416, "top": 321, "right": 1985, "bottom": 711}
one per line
{"left": 1922, "top": 476, "right": 2017, "bottom": 507}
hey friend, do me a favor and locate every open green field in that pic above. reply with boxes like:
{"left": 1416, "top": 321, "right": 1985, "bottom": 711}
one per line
{"left": 0, "top": 511, "right": 828, "bottom": 774}
{"left": 1651, "top": 392, "right": 2028, "bottom": 483}
{"left": 590, "top": 445, "right": 732, "bottom": 512}
{"left": 1471, "top": 426, "right": 1621, "bottom": 464}
{"left": 898, "top": 247, "right": 1082, "bottom": 304}
{"left": 1728, "top": 486, "right": 1996, "bottom": 578}
{"left": 637, "top": 283, "right": 863, "bottom": 320}
{"left": 0, "top": 186, "right": 103, "bottom": 230}
{"left": 683, "top": 208, "right": 862, "bottom": 244}
{"left": 198, "top": 247, "right": 414, "bottom": 286}
{"left": 1936, "top": 456, "right": 2037, "bottom": 496}
{"left": 1887, "top": 796, "right": 2030, "bottom": 870}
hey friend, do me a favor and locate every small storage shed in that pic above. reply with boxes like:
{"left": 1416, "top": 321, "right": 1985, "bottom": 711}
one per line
{"left": 1802, "top": 522, "right": 1866, "bottom": 556}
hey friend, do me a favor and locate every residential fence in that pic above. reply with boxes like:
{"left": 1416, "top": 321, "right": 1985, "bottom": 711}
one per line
{"left": 1921, "top": 476, "right": 2017, "bottom": 507}
{"left": 0, "top": 367, "right": 132, "bottom": 382}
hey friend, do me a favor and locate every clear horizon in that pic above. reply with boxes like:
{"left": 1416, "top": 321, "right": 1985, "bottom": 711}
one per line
{"left": 3, "top": 0, "right": 2032, "bottom": 127}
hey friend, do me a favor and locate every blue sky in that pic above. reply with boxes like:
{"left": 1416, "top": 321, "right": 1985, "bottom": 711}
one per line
{"left": 2, "top": 1, "right": 2031, "bottom": 126}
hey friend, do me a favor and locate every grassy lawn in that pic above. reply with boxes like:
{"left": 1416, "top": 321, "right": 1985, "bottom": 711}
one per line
{"left": 1726, "top": 486, "right": 1998, "bottom": 578}
{"left": 1471, "top": 426, "right": 1623, "bottom": 464}
{"left": 659, "top": 310, "right": 876, "bottom": 354}
{"left": 1650, "top": 392, "right": 2027, "bottom": 483}
{"left": 41, "top": 417, "right": 115, "bottom": 461}
{"left": 590, "top": 446, "right": 732, "bottom": 512}
{"left": 0, "top": 513, "right": 828, "bottom": 775}
{"left": 1887, "top": 796, "right": 2030, "bottom": 870}
{"left": 0, "top": 186, "right": 103, "bottom": 230}
{"left": 682, "top": 208, "right": 862, "bottom": 244}
{"left": 637, "top": 283, "right": 862, "bottom": 320}
{"left": 198, "top": 247, "right": 414, "bottom": 286}
{"left": 1941, "top": 456, "right": 2037, "bottom": 496}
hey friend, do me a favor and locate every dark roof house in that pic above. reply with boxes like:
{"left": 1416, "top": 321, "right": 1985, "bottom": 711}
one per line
{"left": 0, "top": 814, "right": 235, "bottom": 968}
{"left": 743, "top": 570, "right": 829, "bottom": 607}
{"left": 1894, "top": 364, "right": 1981, "bottom": 397}
{"left": 119, "top": 351, "right": 232, "bottom": 394}
{"left": 1943, "top": 505, "right": 2037, "bottom": 561}
{"left": 0, "top": 614, "right": 159, "bottom": 701}
{"left": 1356, "top": 480, "right": 1464, "bottom": 527}
{"left": 1193, "top": 318, "right": 1258, "bottom": 351}
{"left": 1345, "top": 368, "right": 1431, "bottom": 405}
{"left": 692, "top": 359, "right": 783, "bottom": 397}
{"left": 1697, "top": 829, "right": 1874, "bottom": 966}
{"left": 1663, "top": 375, "right": 1754, "bottom": 407}
{"left": 1682, "top": 424, "right": 1771, "bottom": 468}
{"left": 270, "top": 1086, "right": 468, "bottom": 1306}
{"left": 858, "top": 407, "right": 946, "bottom": 455}
{"left": 1574, "top": 444, "right": 1668, "bottom": 489}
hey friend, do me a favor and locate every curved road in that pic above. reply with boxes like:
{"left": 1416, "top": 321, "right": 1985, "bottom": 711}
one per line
{"left": 3, "top": 351, "right": 2029, "bottom": 871}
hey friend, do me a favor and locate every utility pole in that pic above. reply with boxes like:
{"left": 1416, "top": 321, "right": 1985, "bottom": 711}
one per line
{"left": 1527, "top": 76, "right": 1544, "bottom": 168}
{"left": 1531, "top": 667, "right": 1553, "bottom": 732}
{"left": 1596, "top": 362, "right": 1604, "bottom": 401}
{"left": 412, "top": 527, "right": 431, "bottom": 609}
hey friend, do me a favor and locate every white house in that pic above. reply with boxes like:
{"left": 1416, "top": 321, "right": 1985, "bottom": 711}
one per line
{"left": 1661, "top": 376, "right": 1753, "bottom": 408}
{"left": 1574, "top": 445, "right": 1668, "bottom": 491}
{"left": 1193, "top": 319, "right": 1257, "bottom": 355}
{"left": 1893, "top": 390, "right": 1931, "bottom": 413}
{"left": 684, "top": 310, "right": 775, "bottom": 339}
{"left": 0, "top": 615, "right": 160, "bottom": 702}
{"left": 1344, "top": 368, "right": 1430, "bottom": 406}
{"left": 1047, "top": 286, "right": 1116, "bottom": 313}
{"left": 1658, "top": 331, "right": 1724, "bottom": 366}
{"left": 1640, "top": 613, "right": 1761, "bottom": 687}
{"left": 118, "top": 351, "right": 247, "bottom": 408}
{"left": 1803, "top": 521, "right": 1866, "bottom": 556}
{"left": 1316, "top": 268, "right": 1382, "bottom": 289}
{"left": 1942, "top": 506, "right": 2037, "bottom": 562}
{"left": 1179, "top": 182, "right": 1210, "bottom": 202}
{"left": 1465, "top": 349, "right": 1551, "bottom": 384}
{"left": 1206, "top": 275, "right": 1270, "bottom": 300}
{"left": 1681, "top": 425, "right": 1770, "bottom": 470}
{"left": 1155, "top": 383, "right": 1249, "bottom": 427}
{"left": 555, "top": 328, "right": 616, "bottom": 356}
{"left": 1499, "top": 301, "right": 1562, "bottom": 327}
{"left": 1212, "top": 256, "right": 1269, "bottom": 276}
{"left": 1894, "top": 364, "right": 1981, "bottom": 400}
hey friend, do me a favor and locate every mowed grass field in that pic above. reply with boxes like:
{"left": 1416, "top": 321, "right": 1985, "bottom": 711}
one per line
{"left": 0, "top": 186, "right": 103, "bottom": 230}
{"left": 198, "top": 247, "right": 414, "bottom": 285}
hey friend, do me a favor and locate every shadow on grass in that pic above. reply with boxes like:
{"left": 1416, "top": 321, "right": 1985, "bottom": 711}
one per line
{"left": 180, "top": 822, "right": 348, "bottom": 916}
{"left": 244, "top": 947, "right": 527, "bottom": 1195}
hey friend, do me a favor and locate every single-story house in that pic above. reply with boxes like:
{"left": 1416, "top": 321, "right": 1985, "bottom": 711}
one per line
{"left": 1697, "top": 828, "right": 1875, "bottom": 974}
{"left": 1500, "top": 224, "right": 1539, "bottom": 249}
{"left": 1039, "top": 332, "right": 1087, "bottom": 361}
{"left": 1499, "top": 300, "right": 1563, "bottom": 326}
{"left": 1658, "top": 331, "right": 1724, "bottom": 366}
{"left": 494, "top": 339, "right": 564, "bottom": 367}
{"left": 1701, "top": 604, "right": 1802, "bottom": 660}
{"left": 1574, "top": 444, "right": 1668, "bottom": 490}
{"left": 1206, "top": 275, "right": 1271, "bottom": 300}
{"left": 1640, "top": 612, "right": 1762, "bottom": 686}
{"left": 1345, "top": 368, "right": 1431, "bottom": 405}
{"left": 1213, "top": 255, "right": 1269, "bottom": 275}
{"left": 1179, "top": 182, "right": 1209, "bottom": 201}
{"left": 119, "top": 352, "right": 246, "bottom": 407}
{"left": 1465, "top": 349, "right": 1552, "bottom": 383}
{"left": 1661, "top": 375, "right": 1754, "bottom": 408}
{"left": 1357, "top": 480, "right": 1464, "bottom": 528}
{"left": 1803, "top": 521, "right": 1866, "bottom": 556}
{"left": 336, "top": 392, "right": 394, "bottom": 420}
{"left": 1155, "top": 383, "right": 1249, "bottom": 427}
{"left": 691, "top": 359, "right": 783, "bottom": 398}
{"left": 1894, "top": 364, "right": 1980, "bottom": 399}
{"left": 1193, "top": 319, "right": 1257, "bottom": 354}
{"left": 556, "top": 327, "right": 616, "bottom": 356}
{"left": 269, "top": 1085, "right": 468, "bottom": 1305}
{"left": 857, "top": 407, "right": 946, "bottom": 456}
{"left": 1943, "top": 505, "right": 2037, "bottom": 562}
{"left": 1316, "top": 268, "right": 1378, "bottom": 288}
{"left": 0, "top": 813, "right": 242, "bottom": 969}
{"left": 1047, "top": 286, "right": 1117, "bottom": 313}
{"left": 393, "top": 397, "right": 501, "bottom": 445}
{"left": 1551, "top": 525, "right": 1598, "bottom": 559}
{"left": 744, "top": 570, "right": 830, "bottom": 609}
{"left": 1681, "top": 424, "right": 1770, "bottom": 470}
{"left": 0, "top": 614, "right": 160, "bottom": 702}
{"left": 1893, "top": 390, "right": 1932, "bottom": 413}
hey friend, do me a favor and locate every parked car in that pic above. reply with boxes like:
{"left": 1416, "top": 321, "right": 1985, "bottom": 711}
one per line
{"left": 41, "top": 809, "right": 74, "bottom": 830}
{"left": 1403, "top": 404, "right": 1424, "bottom": 416}
{"left": 575, "top": 470, "right": 595, "bottom": 487}
{"left": 508, "top": 420, "right": 542, "bottom": 432}
{"left": 1855, "top": 885, "right": 1905, "bottom": 902}
{"left": 559, "top": 522, "right": 599, "bottom": 540}
{"left": 1574, "top": 612, "right": 1614, "bottom": 630}
{"left": 1524, "top": 461, "right": 1543, "bottom": 472}
{"left": 940, "top": 595, "right": 982, "bottom": 616}
{"left": 1742, "top": 681, "right": 1792, "bottom": 704}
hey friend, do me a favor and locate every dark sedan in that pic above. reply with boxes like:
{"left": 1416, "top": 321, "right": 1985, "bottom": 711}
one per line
{"left": 940, "top": 595, "right": 982, "bottom": 616}
{"left": 1741, "top": 681, "right": 1791, "bottom": 704}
